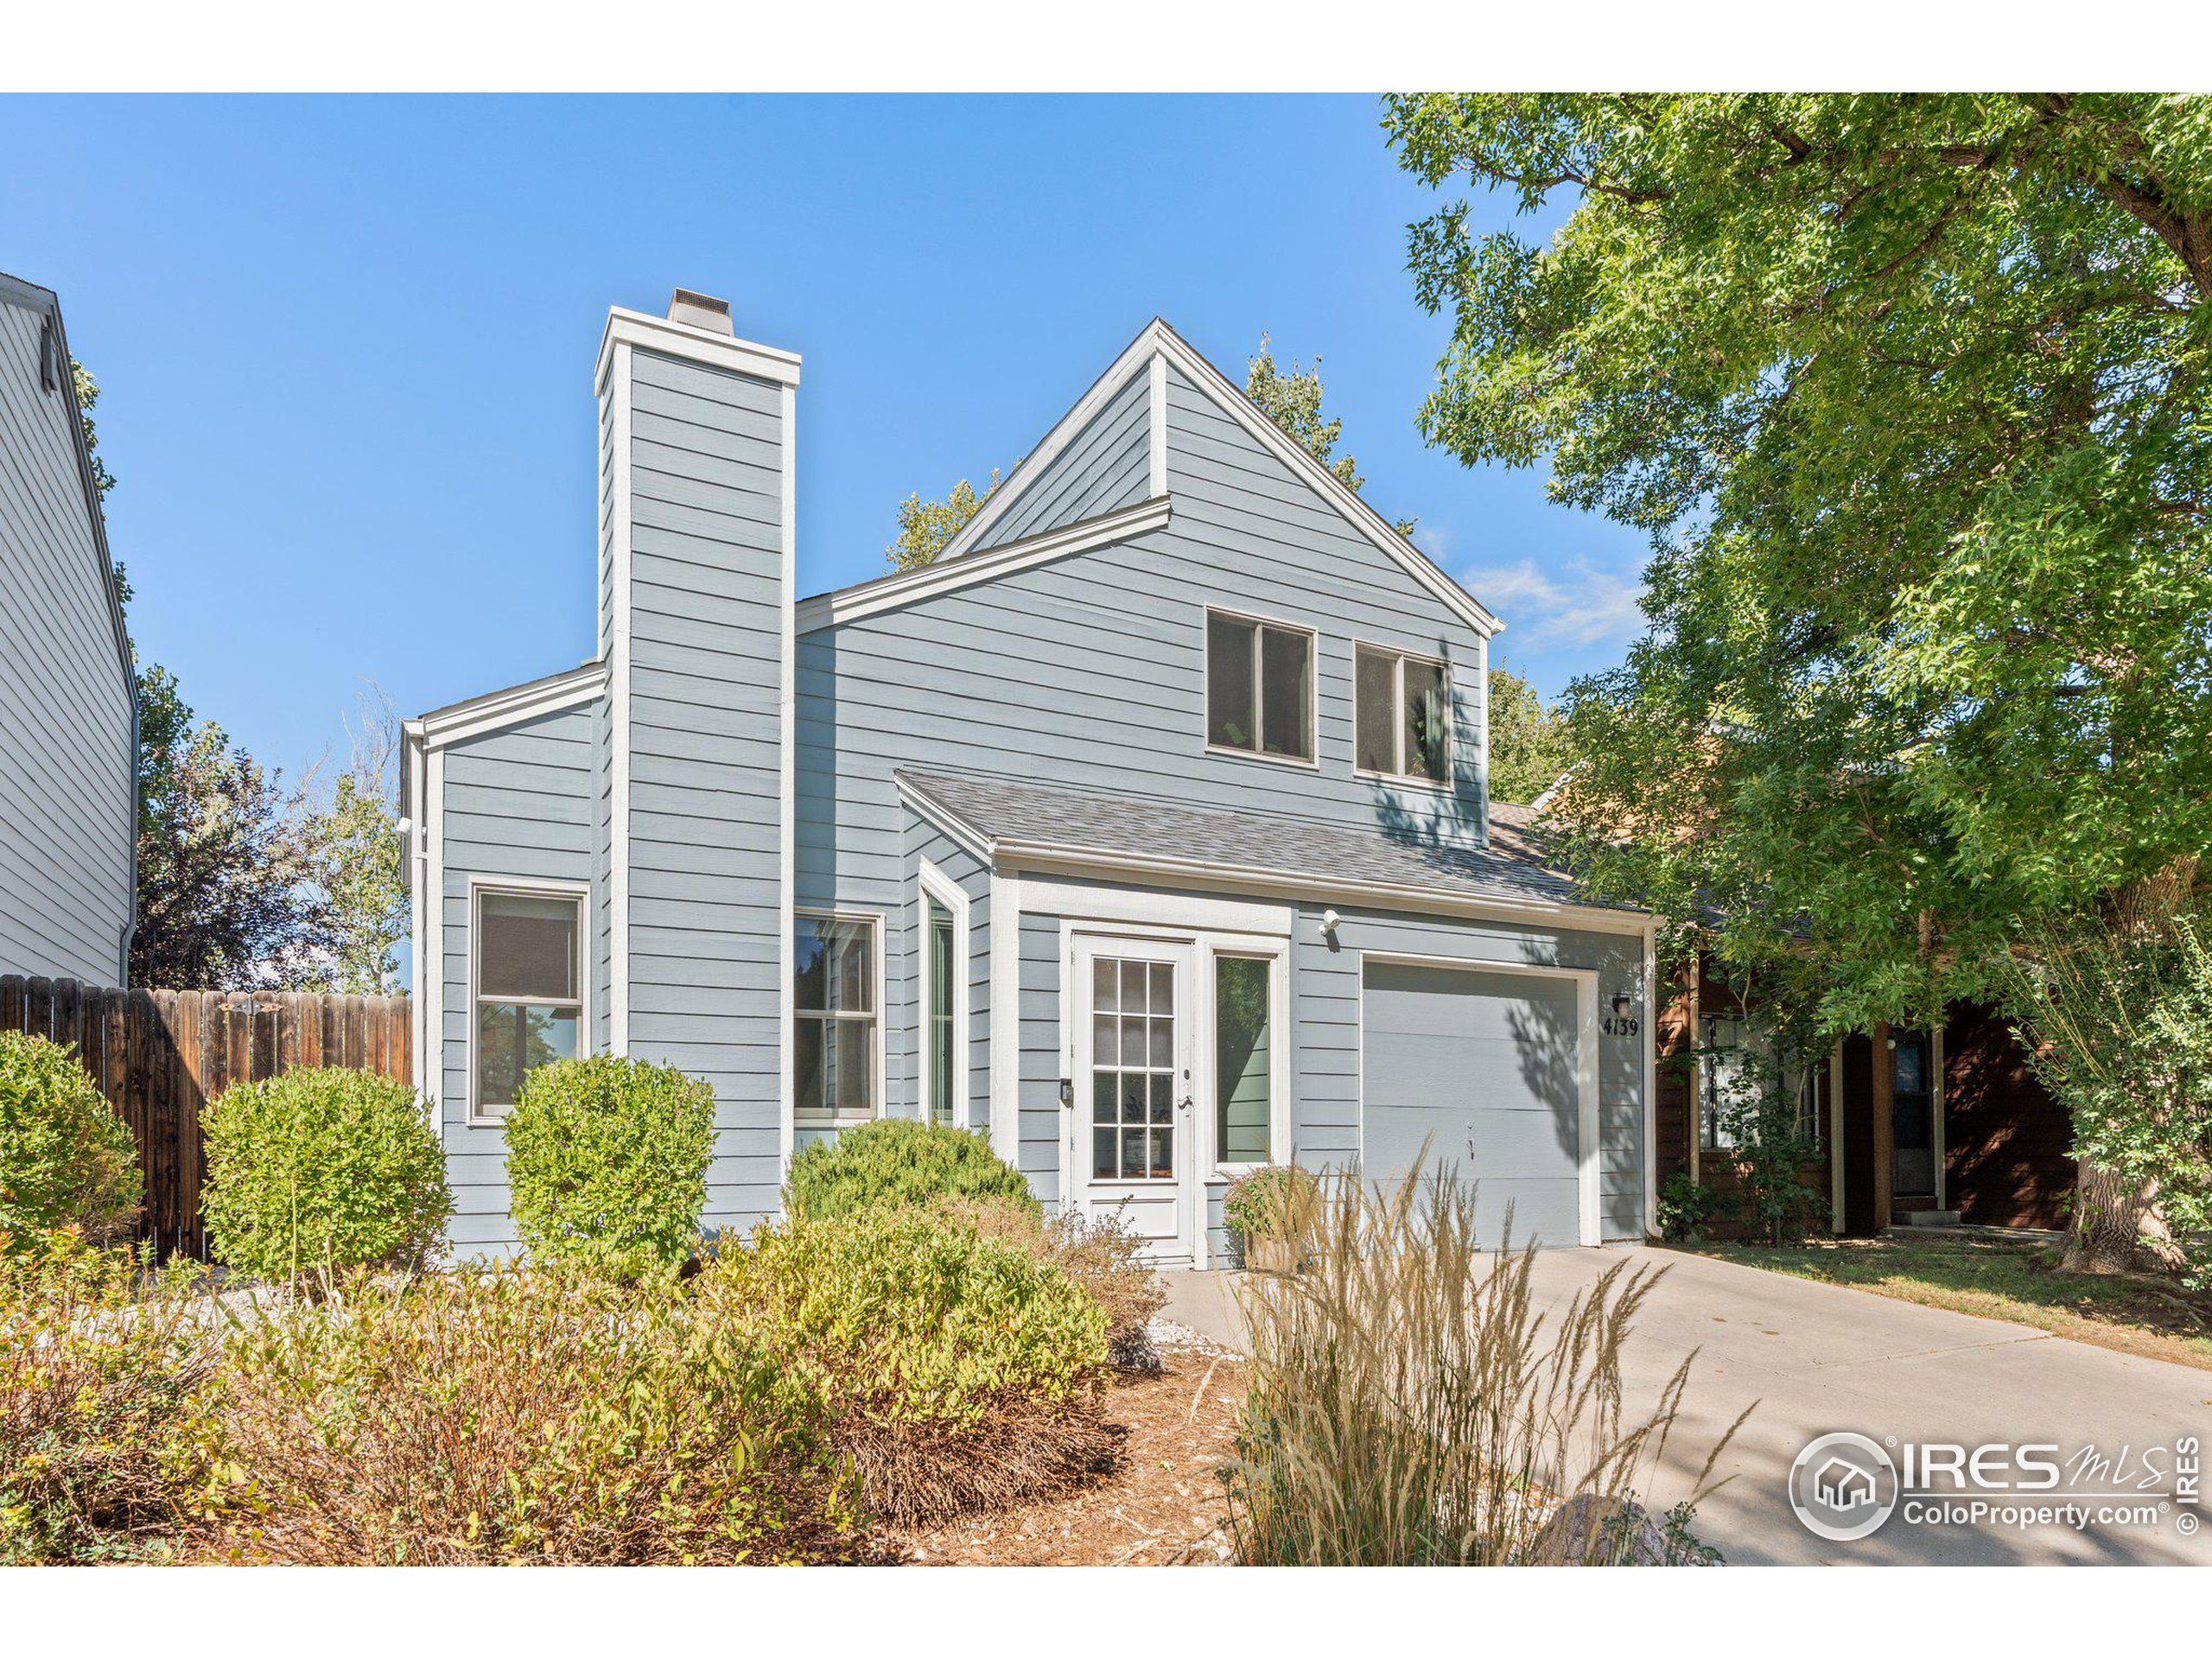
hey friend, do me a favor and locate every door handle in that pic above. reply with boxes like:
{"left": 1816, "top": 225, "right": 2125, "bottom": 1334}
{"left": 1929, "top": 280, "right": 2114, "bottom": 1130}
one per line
{"left": 1179, "top": 1096, "right": 1193, "bottom": 1116}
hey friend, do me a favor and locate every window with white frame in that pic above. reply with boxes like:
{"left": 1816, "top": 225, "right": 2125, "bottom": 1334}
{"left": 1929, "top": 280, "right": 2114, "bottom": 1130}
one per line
{"left": 1206, "top": 609, "right": 1314, "bottom": 763}
{"left": 1213, "top": 954, "right": 1275, "bottom": 1166}
{"left": 794, "top": 911, "right": 879, "bottom": 1122}
{"left": 1354, "top": 644, "right": 1451, "bottom": 785}
{"left": 473, "top": 887, "right": 584, "bottom": 1118}
{"left": 918, "top": 865, "right": 969, "bottom": 1131}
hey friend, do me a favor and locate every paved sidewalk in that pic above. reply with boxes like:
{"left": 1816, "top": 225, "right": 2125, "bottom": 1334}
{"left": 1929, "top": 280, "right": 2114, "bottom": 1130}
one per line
{"left": 1158, "top": 1249, "right": 2212, "bottom": 1565}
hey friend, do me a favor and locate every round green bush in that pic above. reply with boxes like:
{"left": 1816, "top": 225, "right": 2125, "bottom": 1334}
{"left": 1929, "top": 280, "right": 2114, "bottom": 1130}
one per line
{"left": 0, "top": 1031, "right": 141, "bottom": 1249}
{"left": 201, "top": 1067, "right": 449, "bottom": 1279}
{"left": 783, "top": 1116, "right": 1036, "bottom": 1222}
{"left": 505, "top": 1054, "right": 715, "bottom": 1272}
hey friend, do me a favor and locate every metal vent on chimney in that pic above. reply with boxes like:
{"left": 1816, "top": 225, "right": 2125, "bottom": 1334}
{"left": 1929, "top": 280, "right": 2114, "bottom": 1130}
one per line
{"left": 667, "top": 289, "right": 734, "bottom": 336}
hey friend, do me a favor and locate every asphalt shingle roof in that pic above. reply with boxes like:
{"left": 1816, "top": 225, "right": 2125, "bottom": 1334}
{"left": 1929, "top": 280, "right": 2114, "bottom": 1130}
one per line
{"left": 897, "top": 770, "right": 1597, "bottom": 912}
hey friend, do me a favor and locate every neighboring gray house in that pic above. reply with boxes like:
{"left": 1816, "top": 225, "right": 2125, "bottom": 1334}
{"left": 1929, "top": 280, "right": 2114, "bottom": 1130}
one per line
{"left": 0, "top": 272, "right": 136, "bottom": 987}
{"left": 403, "top": 289, "right": 1656, "bottom": 1264}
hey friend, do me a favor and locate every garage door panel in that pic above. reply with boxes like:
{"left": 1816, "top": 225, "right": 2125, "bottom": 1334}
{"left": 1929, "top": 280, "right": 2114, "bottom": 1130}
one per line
{"left": 1360, "top": 960, "right": 1586, "bottom": 1249}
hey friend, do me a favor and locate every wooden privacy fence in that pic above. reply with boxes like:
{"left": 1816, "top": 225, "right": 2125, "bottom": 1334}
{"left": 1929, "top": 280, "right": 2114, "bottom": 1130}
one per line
{"left": 0, "top": 977, "right": 412, "bottom": 1259}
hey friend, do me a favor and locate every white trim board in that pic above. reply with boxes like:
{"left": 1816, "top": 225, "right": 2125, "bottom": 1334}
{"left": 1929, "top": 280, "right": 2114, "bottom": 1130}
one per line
{"left": 605, "top": 338, "right": 634, "bottom": 1057}
{"left": 987, "top": 871, "right": 1025, "bottom": 1167}
{"left": 778, "top": 379, "right": 798, "bottom": 1177}
{"left": 413, "top": 662, "right": 607, "bottom": 751}
{"left": 595, "top": 307, "right": 803, "bottom": 391}
{"left": 1356, "top": 950, "right": 1604, "bottom": 1248}
{"left": 793, "top": 495, "right": 1172, "bottom": 634}
{"left": 940, "top": 318, "right": 1502, "bottom": 642}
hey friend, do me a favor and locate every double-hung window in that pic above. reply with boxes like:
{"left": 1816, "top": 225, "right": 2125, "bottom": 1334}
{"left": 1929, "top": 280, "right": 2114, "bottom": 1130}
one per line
{"left": 794, "top": 911, "right": 880, "bottom": 1123}
{"left": 1354, "top": 645, "right": 1452, "bottom": 785}
{"left": 1206, "top": 609, "right": 1314, "bottom": 764}
{"left": 473, "top": 886, "right": 584, "bottom": 1120}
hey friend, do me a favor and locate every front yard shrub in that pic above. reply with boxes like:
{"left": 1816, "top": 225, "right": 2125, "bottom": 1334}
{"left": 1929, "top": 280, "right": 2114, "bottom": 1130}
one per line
{"left": 1656, "top": 1173, "right": 1719, "bottom": 1243}
{"left": 1222, "top": 1163, "right": 1319, "bottom": 1268}
{"left": 938, "top": 1195, "right": 1166, "bottom": 1370}
{"left": 1224, "top": 1163, "right": 1737, "bottom": 1566}
{"left": 0, "top": 1234, "right": 213, "bottom": 1562}
{"left": 701, "top": 1207, "right": 1110, "bottom": 1522}
{"left": 199, "top": 1263, "right": 856, "bottom": 1564}
{"left": 201, "top": 1067, "right": 449, "bottom": 1281}
{"left": 505, "top": 1055, "right": 715, "bottom": 1273}
{"left": 0, "top": 1031, "right": 142, "bottom": 1248}
{"left": 783, "top": 1116, "right": 1035, "bottom": 1221}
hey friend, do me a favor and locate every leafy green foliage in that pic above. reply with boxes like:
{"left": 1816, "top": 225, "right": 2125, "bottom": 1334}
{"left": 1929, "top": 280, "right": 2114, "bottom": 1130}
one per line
{"left": 1700, "top": 1038, "right": 1827, "bottom": 1247}
{"left": 1245, "top": 334, "right": 1417, "bottom": 536}
{"left": 70, "top": 358, "right": 116, "bottom": 502}
{"left": 505, "top": 1055, "right": 715, "bottom": 1273}
{"left": 2006, "top": 888, "right": 2212, "bottom": 1287}
{"left": 1486, "top": 664, "right": 1571, "bottom": 804}
{"left": 1222, "top": 1163, "right": 1319, "bottom": 1266}
{"left": 293, "top": 690, "right": 408, "bottom": 994}
{"left": 1655, "top": 1173, "right": 1718, "bottom": 1243}
{"left": 200, "top": 1067, "right": 449, "bottom": 1280}
{"left": 886, "top": 469, "right": 999, "bottom": 571}
{"left": 1385, "top": 93, "right": 2212, "bottom": 1030}
{"left": 0, "top": 1032, "right": 141, "bottom": 1248}
{"left": 1, "top": 1235, "right": 210, "bottom": 1562}
{"left": 783, "top": 1116, "right": 1035, "bottom": 1223}
{"left": 937, "top": 1195, "right": 1166, "bottom": 1370}
{"left": 200, "top": 1262, "right": 856, "bottom": 1563}
{"left": 702, "top": 1207, "right": 1109, "bottom": 1522}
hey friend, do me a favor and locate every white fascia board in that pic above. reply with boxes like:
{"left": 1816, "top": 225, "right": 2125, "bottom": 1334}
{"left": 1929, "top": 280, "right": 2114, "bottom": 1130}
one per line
{"left": 796, "top": 496, "right": 1172, "bottom": 634}
{"left": 942, "top": 323, "right": 1160, "bottom": 560}
{"left": 778, "top": 379, "right": 798, "bottom": 1176}
{"left": 416, "top": 662, "right": 608, "bottom": 750}
{"left": 893, "top": 774, "right": 996, "bottom": 864}
{"left": 595, "top": 308, "right": 803, "bottom": 389}
{"left": 995, "top": 842, "right": 1650, "bottom": 936}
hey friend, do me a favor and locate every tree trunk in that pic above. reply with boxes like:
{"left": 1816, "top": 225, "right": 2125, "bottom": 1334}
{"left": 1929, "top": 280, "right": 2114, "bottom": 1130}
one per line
{"left": 2063, "top": 1160, "right": 2181, "bottom": 1274}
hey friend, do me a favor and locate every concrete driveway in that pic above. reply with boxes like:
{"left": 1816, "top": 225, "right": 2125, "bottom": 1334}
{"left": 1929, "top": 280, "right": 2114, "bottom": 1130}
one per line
{"left": 1160, "top": 1247, "right": 2212, "bottom": 1565}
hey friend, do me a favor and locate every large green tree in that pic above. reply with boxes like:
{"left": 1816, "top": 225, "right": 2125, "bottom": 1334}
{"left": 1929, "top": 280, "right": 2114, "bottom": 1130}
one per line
{"left": 1486, "top": 665, "right": 1570, "bottom": 804}
{"left": 1387, "top": 93, "right": 2212, "bottom": 1030}
{"left": 885, "top": 470, "right": 999, "bottom": 572}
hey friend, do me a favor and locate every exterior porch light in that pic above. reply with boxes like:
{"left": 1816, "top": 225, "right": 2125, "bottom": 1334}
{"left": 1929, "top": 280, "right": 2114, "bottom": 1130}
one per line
{"left": 1611, "top": 991, "right": 1635, "bottom": 1023}
{"left": 1319, "top": 907, "right": 1341, "bottom": 937}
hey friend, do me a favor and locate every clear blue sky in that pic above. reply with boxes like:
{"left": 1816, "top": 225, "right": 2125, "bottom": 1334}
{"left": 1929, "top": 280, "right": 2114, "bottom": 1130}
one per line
{"left": 1, "top": 94, "right": 1649, "bottom": 783}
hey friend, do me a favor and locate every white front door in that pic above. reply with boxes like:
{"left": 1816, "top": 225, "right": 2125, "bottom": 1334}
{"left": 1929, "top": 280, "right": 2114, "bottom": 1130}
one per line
{"left": 1071, "top": 934, "right": 1197, "bottom": 1262}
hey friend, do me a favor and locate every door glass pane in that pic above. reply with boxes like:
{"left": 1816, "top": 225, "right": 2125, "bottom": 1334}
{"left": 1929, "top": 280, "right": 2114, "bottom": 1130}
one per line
{"left": 1148, "top": 1015, "right": 1172, "bottom": 1068}
{"left": 480, "top": 892, "right": 579, "bottom": 1001}
{"left": 1215, "top": 956, "right": 1273, "bottom": 1164}
{"left": 1149, "top": 962, "right": 1173, "bottom": 1014}
{"left": 1402, "top": 658, "right": 1449, "bottom": 782}
{"left": 1123, "top": 960, "right": 1148, "bottom": 1014}
{"left": 1205, "top": 613, "right": 1256, "bottom": 751}
{"left": 1259, "top": 626, "right": 1313, "bottom": 760}
{"left": 1094, "top": 1128, "right": 1118, "bottom": 1179}
{"left": 1356, "top": 647, "right": 1396, "bottom": 773}
{"left": 1092, "top": 957, "right": 1118, "bottom": 1012}
{"left": 1091, "top": 1071, "right": 1116, "bottom": 1127}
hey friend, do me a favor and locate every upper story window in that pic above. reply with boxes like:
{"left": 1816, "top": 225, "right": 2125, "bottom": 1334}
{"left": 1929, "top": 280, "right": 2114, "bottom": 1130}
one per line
{"left": 474, "top": 885, "right": 585, "bottom": 1120}
{"left": 794, "top": 910, "right": 880, "bottom": 1124}
{"left": 1355, "top": 645, "right": 1451, "bottom": 785}
{"left": 1206, "top": 609, "right": 1314, "bottom": 765}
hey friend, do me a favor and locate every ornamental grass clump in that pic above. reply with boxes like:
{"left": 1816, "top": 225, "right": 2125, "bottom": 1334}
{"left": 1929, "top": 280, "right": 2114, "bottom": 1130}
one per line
{"left": 505, "top": 1055, "right": 715, "bottom": 1274}
{"left": 200, "top": 1067, "right": 449, "bottom": 1281}
{"left": 783, "top": 1116, "right": 1036, "bottom": 1221}
{"left": 0, "top": 1031, "right": 142, "bottom": 1249}
{"left": 1225, "top": 1162, "right": 1742, "bottom": 1566}
{"left": 199, "top": 1262, "right": 857, "bottom": 1565}
{"left": 0, "top": 1233, "right": 213, "bottom": 1563}
{"left": 702, "top": 1206, "right": 1111, "bottom": 1522}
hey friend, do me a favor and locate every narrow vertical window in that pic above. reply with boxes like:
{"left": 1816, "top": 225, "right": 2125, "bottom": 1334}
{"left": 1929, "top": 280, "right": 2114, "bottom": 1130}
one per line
{"left": 1214, "top": 955, "right": 1274, "bottom": 1166}
{"left": 473, "top": 887, "right": 583, "bottom": 1119}
{"left": 925, "top": 893, "right": 955, "bottom": 1127}
{"left": 1206, "top": 609, "right": 1313, "bottom": 763}
{"left": 794, "top": 912, "right": 879, "bottom": 1122}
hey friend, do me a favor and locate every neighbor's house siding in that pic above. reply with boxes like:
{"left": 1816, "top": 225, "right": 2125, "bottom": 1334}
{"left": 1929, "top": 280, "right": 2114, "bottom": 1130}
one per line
{"left": 796, "top": 358, "right": 1490, "bottom": 1122}
{"left": 436, "top": 704, "right": 597, "bottom": 1256}
{"left": 965, "top": 365, "right": 1153, "bottom": 550}
{"left": 618, "top": 344, "right": 789, "bottom": 1233}
{"left": 0, "top": 286, "right": 133, "bottom": 986}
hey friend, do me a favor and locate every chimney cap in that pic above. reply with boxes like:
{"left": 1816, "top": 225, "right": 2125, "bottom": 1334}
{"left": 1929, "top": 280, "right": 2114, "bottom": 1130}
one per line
{"left": 667, "top": 288, "right": 734, "bottom": 336}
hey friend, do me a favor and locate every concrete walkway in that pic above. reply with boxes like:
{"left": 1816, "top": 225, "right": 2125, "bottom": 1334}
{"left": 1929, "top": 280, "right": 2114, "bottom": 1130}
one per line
{"left": 1160, "top": 1249, "right": 2212, "bottom": 1565}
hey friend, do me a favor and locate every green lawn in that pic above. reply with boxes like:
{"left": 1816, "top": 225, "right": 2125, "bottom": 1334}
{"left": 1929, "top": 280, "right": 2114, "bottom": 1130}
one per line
{"left": 1672, "top": 1233, "right": 2212, "bottom": 1372}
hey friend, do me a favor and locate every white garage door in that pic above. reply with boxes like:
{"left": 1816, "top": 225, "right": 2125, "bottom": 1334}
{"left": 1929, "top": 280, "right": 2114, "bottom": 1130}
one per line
{"left": 1361, "top": 960, "right": 1592, "bottom": 1247}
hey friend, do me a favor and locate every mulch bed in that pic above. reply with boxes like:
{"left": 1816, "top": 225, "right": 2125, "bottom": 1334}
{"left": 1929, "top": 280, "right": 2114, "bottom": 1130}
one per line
{"left": 883, "top": 1350, "right": 1248, "bottom": 1566}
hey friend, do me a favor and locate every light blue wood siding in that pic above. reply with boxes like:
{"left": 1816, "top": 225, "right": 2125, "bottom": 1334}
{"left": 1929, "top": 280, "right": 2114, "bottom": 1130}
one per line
{"left": 967, "top": 367, "right": 1152, "bottom": 550}
{"left": 436, "top": 704, "right": 597, "bottom": 1257}
{"left": 0, "top": 293, "right": 133, "bottom": 985}
{"left": 620, "top": 345, "right": 788, "bottom": 1233}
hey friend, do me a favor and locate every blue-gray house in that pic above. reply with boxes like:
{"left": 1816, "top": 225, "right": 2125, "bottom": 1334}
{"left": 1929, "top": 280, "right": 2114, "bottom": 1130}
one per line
{"left": 401, "top": 289, "right": 1656, "bottom": 1264}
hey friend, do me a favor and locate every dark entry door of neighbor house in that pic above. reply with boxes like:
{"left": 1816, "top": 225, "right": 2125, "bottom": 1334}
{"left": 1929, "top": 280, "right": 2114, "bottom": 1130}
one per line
{"left": 1891, "top": 1030, "right": 1936, "bottom": 1198}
